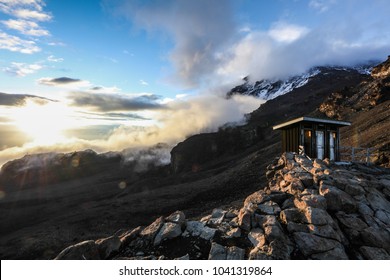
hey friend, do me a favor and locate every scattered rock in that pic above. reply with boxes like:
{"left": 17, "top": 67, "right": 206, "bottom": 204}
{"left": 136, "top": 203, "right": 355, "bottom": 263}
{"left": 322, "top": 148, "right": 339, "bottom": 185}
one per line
{"left": 293, "top": 232, "right": 344, "bottom": 257}
{"left": 55, "top": 240, "right": 100, "bottom": 260}
{"left": 166, "top": 211, "right": 186, "bottom": 228}
{"left": 319, "top": 183, "right": 357, "bottom": 213}
{"left": 248, "top": 228, "right": 266, "bottom": 247}
{"left": 359, "top": 246, "right": 390, "bottom": 260}
{"left": 154, "top": 222, "right": 182, "bottom": 246}
{"left": 208, "top": 243, "right": 227, "bottom": 260}
{"left": 140, "top": 216, "right": 164, "bottom": 242}
{"left": 185, "top": 221, "right": 216, "bottom": 240}
{"left": 227, "top": 246, "right": 245, "bottom": 260}
{"left": 96, "top": 235, "right": 121, "bottom": 259}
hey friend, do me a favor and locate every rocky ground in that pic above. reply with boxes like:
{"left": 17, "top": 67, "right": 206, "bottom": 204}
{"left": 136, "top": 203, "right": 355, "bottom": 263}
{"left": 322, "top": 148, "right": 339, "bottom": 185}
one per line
{"left": 55, "top": 153, "right": 390, "bottom": 260}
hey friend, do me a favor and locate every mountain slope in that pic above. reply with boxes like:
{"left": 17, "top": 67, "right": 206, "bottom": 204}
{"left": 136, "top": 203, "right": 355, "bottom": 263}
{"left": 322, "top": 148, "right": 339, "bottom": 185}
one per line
{"left": 55, "top": 153, "right": 390, "bottom": 260}
{"left": 227, "top": 65, "right": 373, "bottom": 101}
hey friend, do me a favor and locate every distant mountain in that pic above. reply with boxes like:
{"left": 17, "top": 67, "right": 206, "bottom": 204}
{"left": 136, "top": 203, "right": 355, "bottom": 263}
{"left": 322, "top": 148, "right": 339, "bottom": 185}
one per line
{"left": 227, "top": 64, "right": 375, "bottom": 100}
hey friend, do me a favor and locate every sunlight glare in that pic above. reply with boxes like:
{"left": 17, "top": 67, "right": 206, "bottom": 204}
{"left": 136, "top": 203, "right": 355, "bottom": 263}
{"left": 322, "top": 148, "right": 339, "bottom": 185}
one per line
{"left": 12, "top": 100, "right": 76, "bottom": 145}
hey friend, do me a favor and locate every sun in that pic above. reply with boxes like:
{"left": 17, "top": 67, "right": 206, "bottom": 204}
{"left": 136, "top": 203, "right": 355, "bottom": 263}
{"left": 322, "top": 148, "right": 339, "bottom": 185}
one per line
{"left": 12, "top": 100, "right": 75, "bottom": 145}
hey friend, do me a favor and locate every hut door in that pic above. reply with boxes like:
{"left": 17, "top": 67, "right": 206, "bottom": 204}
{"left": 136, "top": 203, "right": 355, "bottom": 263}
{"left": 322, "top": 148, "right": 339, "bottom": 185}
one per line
{"left": 329, "top": 132, "right": 335, "bottom": 160}
{"left": 316, "top": 131, "right": 324, "bottom": 159}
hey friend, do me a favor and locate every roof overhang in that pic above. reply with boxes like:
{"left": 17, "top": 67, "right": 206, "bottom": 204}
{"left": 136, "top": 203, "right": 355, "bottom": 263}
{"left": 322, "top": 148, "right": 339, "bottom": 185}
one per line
{"left": 273, "top": 116, "right": 351, "bottom": 130}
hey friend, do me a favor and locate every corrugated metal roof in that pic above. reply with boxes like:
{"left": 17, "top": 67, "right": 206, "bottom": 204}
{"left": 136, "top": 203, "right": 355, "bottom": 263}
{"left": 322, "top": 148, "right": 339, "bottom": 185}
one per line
{"left": 273, "top": 116, "right": 351, "bottom": 130}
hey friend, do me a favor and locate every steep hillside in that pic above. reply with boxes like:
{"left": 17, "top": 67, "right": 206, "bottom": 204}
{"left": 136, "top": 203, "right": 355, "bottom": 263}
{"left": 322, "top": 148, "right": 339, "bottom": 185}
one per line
{"left": 315, "top": 56, "right": 390, "bottom": 166}
{"left": 54, "top": 153, "right": 390, "bottom": 260}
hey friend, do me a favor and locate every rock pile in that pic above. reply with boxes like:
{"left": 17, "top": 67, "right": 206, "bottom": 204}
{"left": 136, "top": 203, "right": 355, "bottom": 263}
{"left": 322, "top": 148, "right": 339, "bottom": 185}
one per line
{"left": 55, "top": 153, "right": 390, "bottom": 260}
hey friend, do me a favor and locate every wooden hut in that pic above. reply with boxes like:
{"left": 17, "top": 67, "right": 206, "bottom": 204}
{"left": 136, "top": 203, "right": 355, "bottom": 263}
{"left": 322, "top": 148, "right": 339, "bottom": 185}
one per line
{"left": 273, "top": 117, "right": 351, "bottom": 161}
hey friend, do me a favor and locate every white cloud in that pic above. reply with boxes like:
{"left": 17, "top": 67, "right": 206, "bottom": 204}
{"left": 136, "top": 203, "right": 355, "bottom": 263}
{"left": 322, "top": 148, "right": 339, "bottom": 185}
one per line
{"left": 0, "top": 31, "right": 40, "bottom": 53}
{"left": 13, "top": 8, "right": 51, "bottom": 21}
{"left": 1, "top": 18, "right": 49, "bottom": 36}
{"left": 0, "top": 0, "right": 52, "bottom": 53}
{"left": 0, "top": 0, "right": 51, "bottom": 21}
{"left": 113, "top": 0, "right": 235, "bottom": 88}
{"left": 140, "top": 79, "right": 149, "bottom": 86}
{"left": 47, "top": 55, "right": 63, "bottom": 62}
{"left": 3, "top": 62, "right": 42, "bottom": 76}
{"left": 268, "top": 22, "right": 309, "bottom": 43}
{"left": 309, "top": 0, "right": 332, "bottom": 13}
{"left": 110, "top": 0, "right": 390, "bottom": 87}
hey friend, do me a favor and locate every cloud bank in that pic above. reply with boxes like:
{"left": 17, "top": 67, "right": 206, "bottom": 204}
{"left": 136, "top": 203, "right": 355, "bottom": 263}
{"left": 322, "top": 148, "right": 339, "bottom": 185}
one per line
{"left": 0, "top": 93, "right": 263, "bottom": 167}
{"left": 108, "top": 0, "right": 390, "bottom": 87}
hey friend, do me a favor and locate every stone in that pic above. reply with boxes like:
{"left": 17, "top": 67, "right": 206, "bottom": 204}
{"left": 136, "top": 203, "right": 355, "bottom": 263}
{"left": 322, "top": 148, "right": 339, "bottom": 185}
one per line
{"left": 119, "top": 226, "right": 142, "bottom": 246}
{"left": 280, "top": 208, "right": 305, "bottom": 224}
{"left": 375, "top": 210, "right": 390, "bottom": 225}
{"left": 294, "top": 155, "right": 313, "bottom": 171}
{"left": 174, "top": 254, "right": 190, "bottom": 260}
{"left": 344, "top": 181, "right": 365, "bottom": 196}
{"left": 268, "top": 240, "right": 292, "bottom": 260}
{"left": 225, "top": 211, "right": 237, "bottom": 219}
{"left": 208, "top": 208, "right": 226, "bottom": 225}
{"left": 226, "top": 227, "right": 241, "bottom": 238}
{"left": 306, "top": 224, "right": 342, "bottom": 242}
{"left": 303, "top": 207, "right": 334, "bottom": 226}
{"left": 319, "top": 183, "right": 357, "bottom": 213}
{"left": 281, "top": 197, "right": 295, "bottom": 209}
{"left": 238, "top": 208, "right": 252, "bottom": 231}
{"left": 267, "top": 192, "right": 293, "bottom": 205}
{"left": 95, "top": 235, "right": 122, "bottom": 259}
{"left": 379, "top": 178, "right": 390, "bottom": 188}
{"left": 55, "top": 240, "right": 100, "bottom": 260}
{"left": 185, "top": 221, "right": 216, "bottom": 240}
{"left": 310, "top": 245, "right": 348, "bottom": 260}
{"left": 357, "top": 202, "right": 374, "bottom": 216}
{"left": 166, "top": 211, "right": 186, "bottom": 228}
{"left": 140, "top": 216, "right": 164, "bottom": 242}
{"left": 266, "top": 169, "right": 275, "bottom": 180}
{"left": 227, "top": 246, "right": 245, "bottom": 260}
{"left": 287, "top": 222, "right": 309, "bottom": 233}
{"left": 248, "top": 247, "right": 271, "bottom": 260}
{"left": 294, "top": 195, "right": 327, "bottom": 210}
{"left": 287, "top": 178, "right": 305, "bottom": 195}
{"left": 313, "top": 159, "right": 327, "bottom": 170}
{"left": 208, "top": 243, "right": 227, "bottom": 260}
{"left": 366, "top": 191, "right": 390, "bottom": 211}
{"left": 244, "top": 191, "right": 268, "bottom": 207}
{"left": 257, "top": 201, "right": 281, "bottom": 215}
{"left": 293, "top": 232, "right": 341, "bottom": 257}
{"left": 298, "top": 173, "right": 314, "bottom": 188}
{"left": 335, "top": 212, "right": 368, "bottom": 231}
{"left": 360, "top": 227, "right": 390, "bottom": 252}
{"left": 257, "top": 215, "right": 277, "bottom": 227}
{"left": 154, "top": 222, "right": 182, "bottom": 246}
{"left": 264, "top": 224, "right": 286, "bottom": 242}
{"left": 359, "top": 246, "right": 390, "bottom": 260}
{"left": 248, "top": 228, "right": 266, "bottom": 247}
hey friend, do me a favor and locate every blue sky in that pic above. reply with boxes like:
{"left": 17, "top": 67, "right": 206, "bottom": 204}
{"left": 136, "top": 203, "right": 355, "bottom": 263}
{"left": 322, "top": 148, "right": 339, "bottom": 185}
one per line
{"left": 0, "top": 0, "right": 389, "bottom": 165}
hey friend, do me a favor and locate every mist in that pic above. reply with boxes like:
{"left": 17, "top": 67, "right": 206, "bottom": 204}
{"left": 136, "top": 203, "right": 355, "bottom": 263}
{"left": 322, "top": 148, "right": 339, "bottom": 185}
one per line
{"left": 0, "top": 94, "right": 263, "bottom": 167}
